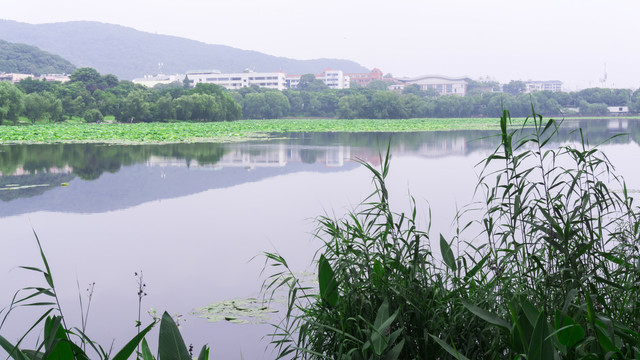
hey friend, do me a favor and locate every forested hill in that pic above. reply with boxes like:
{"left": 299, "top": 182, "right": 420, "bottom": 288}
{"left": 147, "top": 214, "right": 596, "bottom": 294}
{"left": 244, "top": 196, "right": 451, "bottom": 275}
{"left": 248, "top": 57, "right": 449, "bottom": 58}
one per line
{"left": 0, "top": 20, "right": 369, "bottom": 80}
{"left": 0, "top": 40, "right": 76, "bottom": 75}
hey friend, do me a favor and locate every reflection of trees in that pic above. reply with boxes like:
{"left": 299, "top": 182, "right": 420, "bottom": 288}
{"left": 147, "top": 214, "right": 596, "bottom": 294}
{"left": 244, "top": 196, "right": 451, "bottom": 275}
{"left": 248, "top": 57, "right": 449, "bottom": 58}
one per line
{"left": 299, "top": 149, "right": 319, "bottom": 164}
{"left": 0, "top": 143, "right": 229, "bottom": 180}
{"left": 0, "top": 119, "right": 637, "bottom": 182}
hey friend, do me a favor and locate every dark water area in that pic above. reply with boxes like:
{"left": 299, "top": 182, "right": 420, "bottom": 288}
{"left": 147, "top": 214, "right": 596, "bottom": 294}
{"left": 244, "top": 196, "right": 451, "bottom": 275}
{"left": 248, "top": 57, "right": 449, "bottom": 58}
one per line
{"left": 1, "top": 119, "right": 639, "bottom": 358}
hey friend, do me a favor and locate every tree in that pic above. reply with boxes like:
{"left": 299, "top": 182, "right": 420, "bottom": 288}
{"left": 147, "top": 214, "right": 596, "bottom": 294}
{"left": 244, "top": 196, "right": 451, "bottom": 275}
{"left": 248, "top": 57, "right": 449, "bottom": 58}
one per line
{"left": 18, "top": 77, "right": 58, "bottom": 94}
{"left": 297, "top": 74, "right": 328, "bottom": 92}
{"left": 23, "top": 92, "right": 63, "bottom": 123}
{"left": 0, "top": 81, "right": 25, "bottom": 125}
{"left": 69, "top": 67, "right": 103, "bottom": 93}
{"left": 119, "top": 90, "right": 151, "bottom": 122}
{"left": 263, "top": 91, "right": 290, "bottom": 118}
{"left": 402, "top": 84, "right": 425, "bottom": 97}
{"left": 368, "top": 91, "right": 406, "bottom": 119}
{"left": 283, "top": 90, "right": 304, "bottom": 116}
{"left": 83, "top": 108, "right": 104, "bottom": 123}
{"left": 183, "top": 75, "right": 191, "bottom": 89}
{"left": 152, "top": 94, "right": 174, "bottom": 121}
{"left": 242, "top": 93, "right": 268, "bottom": 119}
{"left": 367, "top": 80, "right": 390, "bottom": 91}
{"left": 338, "top": 94, "right": 367, "bottom": 119}
{"left": 630, "top": 89, "right": 640, "bottom": 114}
{"left": 503, "top": 80, "right": 526, "bottom": 95}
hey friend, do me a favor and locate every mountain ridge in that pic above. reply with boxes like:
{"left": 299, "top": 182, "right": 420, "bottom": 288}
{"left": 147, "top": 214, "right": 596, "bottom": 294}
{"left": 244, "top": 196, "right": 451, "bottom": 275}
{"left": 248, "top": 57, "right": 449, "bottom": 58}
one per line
{"left": 0, "top": 39, "right": 76, "bottom": 75}
{"left": 0, "top": 19, "right": 369, "bottom": 80}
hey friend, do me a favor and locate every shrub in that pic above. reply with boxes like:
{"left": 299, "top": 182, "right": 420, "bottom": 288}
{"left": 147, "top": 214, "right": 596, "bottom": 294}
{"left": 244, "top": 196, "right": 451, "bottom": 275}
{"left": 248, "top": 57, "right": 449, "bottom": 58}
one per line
{"left": 83, "top": 108, "right": 104, "bottom": 123}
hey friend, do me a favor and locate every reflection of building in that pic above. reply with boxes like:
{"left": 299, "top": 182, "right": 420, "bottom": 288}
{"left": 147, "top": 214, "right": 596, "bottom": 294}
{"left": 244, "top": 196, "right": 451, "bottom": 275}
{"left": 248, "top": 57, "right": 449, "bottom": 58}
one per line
{"left": 607, "top": 119, "right": 628, "bottom": 131}
{"left": 416, "top": 137, "right": 467, "bottom": 157}
{"left": 145, "top": 144, "right": 353, "bottom": 170}
{"left": 397, "top": 75, "right": 469, "bottom": 96}
{"left": 524, "top": 80, "right": 563, "bottom": 93}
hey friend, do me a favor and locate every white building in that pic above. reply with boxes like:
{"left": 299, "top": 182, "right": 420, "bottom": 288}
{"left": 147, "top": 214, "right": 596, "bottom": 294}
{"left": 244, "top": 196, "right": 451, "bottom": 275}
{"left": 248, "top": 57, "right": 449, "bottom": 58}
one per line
{"left": 396, "top": 75, "right": 469, "bottom": 96}
{"left": 524, "top": 80, "right": 563, "bottom": 93}
{"left": 286, "top": 69, "right": 350, "bottom": 90}
{"left": 608, "top": 106, "right": 629, "bottom": 115}
{"left": 0, "top": 72, "right": 70, "bottom": 84}
{"left": 322, "top": 69, "right": 350, "bottom": 89}
{"left": 186, "top": 70, "right": 287, "bottom": 91}
{"left": 132, "top": 74, "right": 183, "bottom": 88}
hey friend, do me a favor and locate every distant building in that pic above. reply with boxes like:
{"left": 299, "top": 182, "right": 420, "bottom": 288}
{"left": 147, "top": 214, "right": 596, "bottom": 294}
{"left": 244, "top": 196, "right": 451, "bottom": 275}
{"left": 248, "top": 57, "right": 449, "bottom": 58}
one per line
{"left": 186, "top": 70, "right": 287, "bottom": 90}
{"left": 132, "top": 74, "right": 183, "bottom": 87}
{"left": 286, "top": 68, "right": 350, "bottom": 90}
{"left": 608, "top": 106, "right": 629, "bottom": 115}
{"left": 0, "top": 72, "right": 70, "bottom": 84}
{"left": 524, "top": 80, "right": 563, "bottom": 93}
{"left": 345, "top": 68, "right": 384, "bottom": 87}
{"left": 397, "top": 75, "right": 469, "bottom": 96}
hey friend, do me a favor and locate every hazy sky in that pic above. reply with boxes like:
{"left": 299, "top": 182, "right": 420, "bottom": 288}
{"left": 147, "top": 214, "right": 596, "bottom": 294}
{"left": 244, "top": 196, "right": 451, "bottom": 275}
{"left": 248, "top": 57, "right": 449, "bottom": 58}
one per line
{"left": 3, "top": 0, "right": 639, "bottom": 90}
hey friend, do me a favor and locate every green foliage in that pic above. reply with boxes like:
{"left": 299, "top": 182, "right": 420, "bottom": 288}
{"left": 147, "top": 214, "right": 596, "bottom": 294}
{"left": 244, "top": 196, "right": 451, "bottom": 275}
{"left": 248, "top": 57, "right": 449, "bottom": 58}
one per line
{"left": 24, "top": 92, "right": 63, "bottom": 123}
{"left": 297, "top": 74, "right": 329, "bottom": 92}
{"left": 263, "top": 110, "right": 640, "bottom": 359}
{"left": 0, "top": 232, "right": 210, "bottom": 360}
{"left": 0, "top": 39, "right": 76, "bottom": 75}
{"left": 82, "top": 109, "right": 103, "bottom": 123}
{"left": 0, "top": 82, "right": 25, "bottom": 124}
{"left": 503, "top": 80, "right": 526, "bottom": 95}
{"left": 0, "top": 118, "right": 521, "bottom": 144}
{"left": 366, "top": 80, "right": 391, "bottom": 91}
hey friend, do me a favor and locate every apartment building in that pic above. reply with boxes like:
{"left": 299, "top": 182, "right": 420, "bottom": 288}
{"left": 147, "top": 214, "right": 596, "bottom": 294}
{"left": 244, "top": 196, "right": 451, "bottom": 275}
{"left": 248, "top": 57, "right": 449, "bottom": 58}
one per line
{"left": 345, "top": 68, "right": 384, "bottom": 87}
{"left": 286, "top": 69, "right": 350, "bottom": 90}
{"left": 524, "top": 80, "right": 563, "bottom": 93}
{"left": 186, "top": 70, "right": 287, "bottom": 90}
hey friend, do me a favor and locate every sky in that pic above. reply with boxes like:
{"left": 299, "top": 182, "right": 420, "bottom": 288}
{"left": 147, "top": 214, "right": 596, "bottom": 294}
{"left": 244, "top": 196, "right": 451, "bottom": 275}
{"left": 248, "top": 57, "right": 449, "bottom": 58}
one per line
{"left": 2, "top": 0, "right": 639, "bottom": 90}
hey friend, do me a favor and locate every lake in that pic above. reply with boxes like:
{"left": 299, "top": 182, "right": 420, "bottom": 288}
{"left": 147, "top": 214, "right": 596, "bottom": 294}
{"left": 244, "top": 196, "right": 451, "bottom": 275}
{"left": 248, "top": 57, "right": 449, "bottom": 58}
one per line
{"left": 1, "top": 119, "right": 639, "bottom": 358}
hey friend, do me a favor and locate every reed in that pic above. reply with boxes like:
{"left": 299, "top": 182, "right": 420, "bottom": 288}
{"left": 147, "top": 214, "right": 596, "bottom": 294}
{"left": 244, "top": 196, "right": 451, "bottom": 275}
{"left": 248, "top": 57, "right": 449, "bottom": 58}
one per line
{"left": 264, "top": 109, "right": 640, "bottom": 359}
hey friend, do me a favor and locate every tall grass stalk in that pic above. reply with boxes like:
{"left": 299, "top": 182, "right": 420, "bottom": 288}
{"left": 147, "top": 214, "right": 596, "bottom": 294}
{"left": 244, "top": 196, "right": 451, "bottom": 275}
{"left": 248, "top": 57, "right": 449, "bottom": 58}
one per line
{"left": 264, "top": 110, "right": 640, "bottom": 359}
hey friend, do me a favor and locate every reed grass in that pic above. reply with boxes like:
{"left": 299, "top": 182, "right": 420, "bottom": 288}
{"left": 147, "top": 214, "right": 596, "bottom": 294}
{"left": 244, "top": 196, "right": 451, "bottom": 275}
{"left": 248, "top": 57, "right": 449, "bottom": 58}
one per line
{"left": 264, "top": 109, "right": 640, "bottom": 359}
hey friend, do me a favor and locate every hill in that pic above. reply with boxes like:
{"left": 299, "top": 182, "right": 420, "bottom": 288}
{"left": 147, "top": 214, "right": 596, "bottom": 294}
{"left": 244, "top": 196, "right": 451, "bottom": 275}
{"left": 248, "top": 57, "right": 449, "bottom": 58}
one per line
{"left": 0, "top": 39, "right": 76, "bottom": 75}
{"left": 0, "top": 20, "right": 369, "bottom": 80}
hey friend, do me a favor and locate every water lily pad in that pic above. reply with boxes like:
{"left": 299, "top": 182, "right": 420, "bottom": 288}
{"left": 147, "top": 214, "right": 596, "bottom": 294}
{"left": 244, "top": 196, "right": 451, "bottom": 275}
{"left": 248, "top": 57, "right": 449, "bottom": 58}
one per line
{"left": 193, "top": 297, "right": 279, "bottom": 324}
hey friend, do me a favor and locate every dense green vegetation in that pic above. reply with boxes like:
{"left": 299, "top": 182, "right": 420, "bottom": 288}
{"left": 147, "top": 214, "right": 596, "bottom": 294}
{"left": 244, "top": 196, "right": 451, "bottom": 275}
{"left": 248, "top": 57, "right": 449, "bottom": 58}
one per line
{"left": 0, "top": 20, "right": 367, "bottom": 80}
{"left": 0, "top": 118, "right": 514, "bottom": 144}
{"left": 265, "top": 112, "right": 640, "bottom": 359}
{"left": 1, "top": 67, "right": 639, "bottom": 129}
{"left": 0, "top": 40, "right": 76, "bottom": 75}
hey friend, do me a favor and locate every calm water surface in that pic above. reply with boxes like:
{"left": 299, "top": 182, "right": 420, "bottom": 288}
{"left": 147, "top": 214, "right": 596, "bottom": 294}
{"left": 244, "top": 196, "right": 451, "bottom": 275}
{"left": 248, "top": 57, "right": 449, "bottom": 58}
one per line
{"left": 1, "top": 120, "right": 639, "bottom": 358}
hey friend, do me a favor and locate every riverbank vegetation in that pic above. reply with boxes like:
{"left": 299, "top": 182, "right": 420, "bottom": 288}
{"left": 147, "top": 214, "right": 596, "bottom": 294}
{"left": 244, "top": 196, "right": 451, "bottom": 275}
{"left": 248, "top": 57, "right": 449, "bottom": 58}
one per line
{"left": 1, "top": 68, "right": 640, "bottom": 126}
{"left": 265, "top": 111, "right": 640, "bottom": 359}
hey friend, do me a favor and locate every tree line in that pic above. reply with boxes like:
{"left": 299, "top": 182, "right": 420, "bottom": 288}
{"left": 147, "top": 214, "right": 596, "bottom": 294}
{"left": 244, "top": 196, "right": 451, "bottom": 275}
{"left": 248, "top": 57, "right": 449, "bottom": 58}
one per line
{"left": 1, "top": 68, "right": 640, "bottom": 125}
{"left": 0, "top": 67, "right": 241, "bottom": 125}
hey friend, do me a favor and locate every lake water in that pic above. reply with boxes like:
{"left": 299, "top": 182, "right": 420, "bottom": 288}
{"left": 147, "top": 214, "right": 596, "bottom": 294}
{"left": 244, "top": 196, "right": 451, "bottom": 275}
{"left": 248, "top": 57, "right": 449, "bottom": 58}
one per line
{"left": 1, "top": 119, "right": 639, "bottom": 359}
